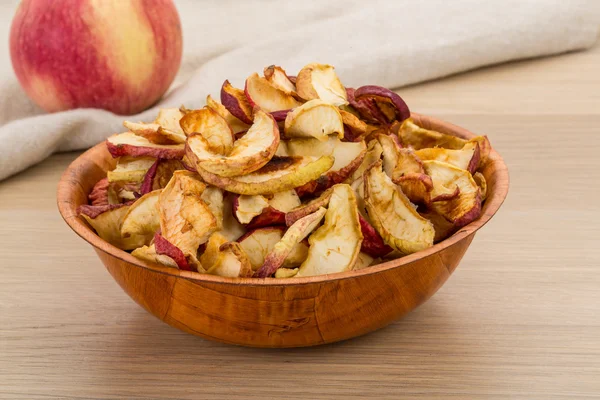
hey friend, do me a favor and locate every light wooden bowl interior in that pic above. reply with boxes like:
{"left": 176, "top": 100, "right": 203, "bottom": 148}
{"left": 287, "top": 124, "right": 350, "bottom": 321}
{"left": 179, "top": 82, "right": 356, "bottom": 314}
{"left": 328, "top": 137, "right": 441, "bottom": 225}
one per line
{"left": 57, "top": 114, "right": 509, "bottom": 347}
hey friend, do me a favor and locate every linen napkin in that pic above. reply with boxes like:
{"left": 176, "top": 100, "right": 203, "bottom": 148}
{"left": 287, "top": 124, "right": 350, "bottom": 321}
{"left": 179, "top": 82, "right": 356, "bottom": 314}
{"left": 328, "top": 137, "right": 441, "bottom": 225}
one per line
{"left": 0, "top": 0, "right": 598, "bottom": 181}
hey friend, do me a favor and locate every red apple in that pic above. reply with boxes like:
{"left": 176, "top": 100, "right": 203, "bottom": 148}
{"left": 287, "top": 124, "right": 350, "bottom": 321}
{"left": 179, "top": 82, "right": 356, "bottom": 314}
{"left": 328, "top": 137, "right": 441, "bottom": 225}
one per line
{"left": 9, "top": 0, "right": 182, "bottom": 115}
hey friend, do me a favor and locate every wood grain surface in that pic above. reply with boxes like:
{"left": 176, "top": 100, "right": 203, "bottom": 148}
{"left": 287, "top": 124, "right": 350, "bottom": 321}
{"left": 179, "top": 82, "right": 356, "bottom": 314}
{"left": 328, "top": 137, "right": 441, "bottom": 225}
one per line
{"left": 1, "top": 43, "right": 599, "bottom": 398}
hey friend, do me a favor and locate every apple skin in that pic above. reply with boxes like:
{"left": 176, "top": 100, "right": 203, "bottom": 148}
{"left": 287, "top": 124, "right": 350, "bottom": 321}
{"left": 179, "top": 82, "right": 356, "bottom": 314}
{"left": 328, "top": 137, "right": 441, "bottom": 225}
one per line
{"left": 9, "top": 0, "right": 182, "bottom": 115}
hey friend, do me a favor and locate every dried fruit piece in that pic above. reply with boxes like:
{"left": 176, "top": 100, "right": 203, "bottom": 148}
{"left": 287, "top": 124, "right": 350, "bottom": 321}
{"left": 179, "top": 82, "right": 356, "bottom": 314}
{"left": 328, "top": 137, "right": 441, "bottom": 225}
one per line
{"left": 220, "top": 80, "right": 254, "bottom": 124}
{"left": 132, "top": 244, "right": 178, "bottom": 268}
{"left": 154, "top": 232, "right": 195, "bottom": 271}
{"left": 79, "top": 203, "right": 147, "bottom": 250}
{"left": 121, "top": 190, "right": 161, "bottom": 240}
{"left": 274, "top": 268, "right": 299, "bottom": 278}
{"left": 238, "top": 226, "right": 309, "bottom": 271}
{"left": 220, "top": 194, "right": 246, "bottom": 241}
{"left": 107, "top": 156, "right": 156, "bottom": 183}
{"left": 284, "top": 99, "right": 344, "bottom": 141}
{"left": 89, "top": 177, "right": 111, "bottom": 206}
{"left": 350, "top": 139, "right": 383, "bottom": 182}
{"left": 287, "top": 137, "right": 366, "bottom": 197}
{"left": 295, "top": 63, "right": 348, "bottom": 106}
{"left": 473, "top": 172, "right": 487, "bottom": 200}
{"left": 124, "top": 108, "right": 186, "bottom": 145}
{"left": 340, "top": 109, "right": 368, "bottom": 142}
{"left": 179, "top": 107, "right": 235, "bottom": 154}
{"left": 352, "top": 252, "right": 375, "bottom": 270}
{"left": 233, "top": 195, "right": 270, "bottom": 224}
{"left": 358, "top": 214, "right": 393, "bottom": 257}
{"left": 354, "top": 85, "right": 410, "bottom": 124}
{"left": 422, "top": 160, "right": 482, "bottom": 227}
{"left": 158, "top": 171, "right": 217, "bottom": 267}
{"left": 197, "top": 155, "right": 334, "bottom": 195}
{"left": 106, "top": 132, "right": 185, "bottom": 159}
{"left": 263, "top": 65, "right": 296, "bottom": 96}
{"left": 285, "top": 188, "right": 333, "bottom": 226}
{"left": 363, "top": 162, "right": 434, "bottom": 254}
{"left": 206, "top": 242, "right": 253, "bottom": 277}
{"left": 346, "top": 87, "right": 387, "bottom": 124}
{"left": 139, "top": 159, "right": 183, "bottom": 195}
{"left": 233, "top": 189, "right": 301, "bottom": 228}
{"left": 296, "top": 184, "right": 362, "bottom": 277}
{"left": 397, "top": 119, "right": 467, "bottom": 150}
{"left": 245, "top": 72, "right": 302, "bottom": 112}
{"left": 186, "top": 109, "right": 279, "bottom": 177}
{"left": 419, "top": 210, "right": 457, "bottom": 243}
{"left": 415, "top": 142, "right": 480, "bottom": 174}
{"left": 254, "top": 207, "right": 326, "bottom": 278}
{"left": 199, "top": 232, "right": 229, "bottom": 269}
{"left": 206, "top": 94, "right": 250, "bottom": 134}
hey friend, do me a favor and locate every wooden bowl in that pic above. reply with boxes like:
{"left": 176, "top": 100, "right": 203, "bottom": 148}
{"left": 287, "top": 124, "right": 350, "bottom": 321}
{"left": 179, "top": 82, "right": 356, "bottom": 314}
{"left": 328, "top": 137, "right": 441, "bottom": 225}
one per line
{"left": 57, "top": 114, "right": 509, "bottom": 348}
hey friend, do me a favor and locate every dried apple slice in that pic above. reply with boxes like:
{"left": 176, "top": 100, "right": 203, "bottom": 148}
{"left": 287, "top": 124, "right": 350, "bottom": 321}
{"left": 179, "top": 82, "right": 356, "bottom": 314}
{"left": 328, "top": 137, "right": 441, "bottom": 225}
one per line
{"left": 201, "top": 186, "right": 224, "bottom": 230}
{"left": 287, "top": 137, "right": 366, "bottom": 196}
{"left": 186, "top": 109, "right": 280, "bottom": 177}
{"left": 206, "top": 242, "right": 253, "bottom": 277}
{"left": 245, "top": 72, "right": 302, "bottom": 112}
{"left": 473, "top": 172, "right": 487, "bottom": 200}
{"left": 350, "top": 139, "right": 383, "bottom": 182}
{"left": 264, "top": 65, "right": 297, "bottom": 96}
{"left": 363, "top": 162, "right": 434, "bottom": 254}
{"left": 233, "top": 189, "right": 301, "bottom": 228}
{"left": 284, "top": 99, "right": 344, "bottom": 141}
{"left": 106, "top": 132, "right": 185, "bottom": 159}
{"left": 233, "top": 195, "right": 270, "bottom": 224}
{"left": 154, "top": 232, "right": 196, "bottom": 271}
{"left": 197, "top": 155, "right": 334, "bottom": 195}
{"left": 220, "top": 80, "right": 254, "bottom": 124}
{"left": 199, "top": 232, "right": 229, "bottom": 269}
{"left": 124, "top": 108, "right": 186, "bottom": 145}
{"left": 274, "top": 268, "right": 299, "bottom": 278}
{"left": 353, "top": 252, "right": 375, "bottom": 270}
{"left": 139, "top": 159, "right": 183, "bottom": 195}
{"left": 179, "top": 107, "right": 235, "bottom": 154}
{"left": 295, "top": 63, "right": 348, "bottom": 106}
{"left": 238, "top": 226, "right": 309, "bottom": 271}
{"left": 346, "top": 87, "right": 387, "bottom": 124}
{"left": 285, "top": 188, "right": 333, "bottom": 226}
{"left": 254, "top": 207, "right": 326, "bottom": 278}
{"left": 419, "top": 210, "right": 457, "bottom": 243}
{"left": 354, "top": 85, "right": 410, "bottom": 123}
{"left": 415, "top": 141, "right": 480, "bottom": 174}
{"left": 295, "top": 184, "right": 362, "bottom": 277}
{"left": 158, "top": 171, "right": 217, "bottom": 267}
{"left": 397, "top": 119, "right": 467, "bottom": 150}
{"left": 107, "top": 156, "right": 156, "bottom": 184}
{"left": 89, "top": 177, "right": 112, "bottom": 206}
{"left": 79, "top": 203, "right": 147, "bottom": 250}
{"left": 358, "top": 214, "right": 393, "bottom": 257}
{"left": 221, "top": 194, "right": 246, "bottom": 241}
{"left": 132, "top": 244, "right": 178, "bottom": 268}
{"left": 422, "top": 160, "right": 482, "bottom": 227}
{"left": 340, "top": 109, "right": 368, "bottom": 142}
{"left": 206, "top": 94, "right": 250, "bottom": 134}
{"left": 121, "top": 190, "right": 161, "bottom": 239}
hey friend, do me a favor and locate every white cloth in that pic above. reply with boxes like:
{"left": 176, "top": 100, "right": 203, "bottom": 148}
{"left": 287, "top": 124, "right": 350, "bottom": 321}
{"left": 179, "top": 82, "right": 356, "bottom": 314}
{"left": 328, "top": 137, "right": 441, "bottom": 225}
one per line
{"left": 0, "top": 0, "right": 598, "bottom": 181}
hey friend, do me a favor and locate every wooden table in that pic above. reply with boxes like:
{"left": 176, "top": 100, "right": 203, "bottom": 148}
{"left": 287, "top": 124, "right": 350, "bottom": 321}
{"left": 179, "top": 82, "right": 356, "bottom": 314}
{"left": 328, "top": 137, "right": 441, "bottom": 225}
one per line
{"left": 1, "top": 43, "right": 599, "bottom": 399}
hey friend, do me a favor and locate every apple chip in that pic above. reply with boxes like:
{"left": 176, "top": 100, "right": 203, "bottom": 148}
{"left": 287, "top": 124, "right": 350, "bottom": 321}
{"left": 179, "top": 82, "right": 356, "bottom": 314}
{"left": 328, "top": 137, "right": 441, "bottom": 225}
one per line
{"left": 199, "top": 232, "right": 229, "bottom": 269}
{"left": 346, "top": 87, "right": 387, "bottom": 124}
{"left": 419, "top": 210, "right": 457, "bottom": 243}
{"left": 354, "top": 85, "right": 410, "bottom": 123}
{"left": 284, "top": 99, "right": 344, "bottom": 141}
{"left": 264, "top": 65, "right": 297, "bottom": 96}
{"left": 233, "top": 195, "right": 270, "bottom": 224}
{"left": 139, "top": 159, "right": 183, "bottom": 195}
{"left": 274, "top": 268, "right": 299, "bottom": 278}
{"left": 201, "top": 186, "right": 225, "bottom": 230}
{"left": 340, "top": 109, "right": 368, "bottom": 142}
{"left": 353, "top": 252, "right": 376, "bottom": 270}
{"left": 238, "top": 227, "right": 309, "bottom": 271}
{"left": 363, "top": 162, "right": 434, "bottom": 254}
{"left": 206, "top": 242, "right": 253, "bottom": 278}
{"left": 254, "top": 207, "right": 326, "bottom": 278}
{"left": 179, "top": 107, "right": 235, "bottom": 154}
{"left": 89, "top": 177, "right": 112, "bottom": 206}
{"left": 245, "top": 72, "right": 302, "bottom": 112}
{"left": 197, "top": 155, "right": 334, "bottom": 195}
{"left": 358, "top": 214, "right": 392, "bottom": 257}
{"left": 206, "top": 94, "right": 250, "bottom": 134}
{"left": 295, "top": 185, "right": 362, "bottom": 277}
{"left": 415, "top": 141, "right": 480, "bottom": 174}
{"left": 473, "top": 172, "right": 487, "bottom": 200}
{"left": 107, "top": 156, "right": 156, "bottom": 184}
{"left": 287, "top": 137, "right": 366, "bottom": 196}
{"left": 132, "top": 244, "right": 178, "bottom": 269}
{"left": 121, "top": 190, "right": 161, "bottom": 240}
{"left": 154, "top": 232, "right": 198, "bottom": 271}
{"left": 233, "top": 189, "right": 300, "bottom": 227}
{"left": 295, "top": 63, "right": 348, "bottom": 106}
{"left": 79, "top": 203, "right": 147, "bottom": 250}
{"left": 422, "top": 160, "right": 482, "bottom": 227}
{"left": 123, "top": 108, "right": 186, "bottom": 145}
{"left": 285, "top": 187, "right": 333, "bottom": 226}
{"left": 158, "top": 171, "right": 217, "bottom": 267}
{"left": 350, "top": 139, "right": 383, "bottom": 182}
{"left": 220, "top": 80, "right": 254, "bottom": 124}
{"left": 221, "top": 194, "right": 246, "bottom": 241}
{"left": 106, "top": 132, "right": 185, "bottom": 159}
{"left": 397, "top": 119, "right": 468, "bottom": 150}
{"left": 186, "top": 109, "right": 280, "bottom": 177}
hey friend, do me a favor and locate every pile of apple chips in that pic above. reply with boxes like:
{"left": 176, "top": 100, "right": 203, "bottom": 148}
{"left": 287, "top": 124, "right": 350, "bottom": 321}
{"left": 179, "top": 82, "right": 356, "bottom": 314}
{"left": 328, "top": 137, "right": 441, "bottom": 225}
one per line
{"left": 78, "top": 63, "right": 490, "bottom": 278}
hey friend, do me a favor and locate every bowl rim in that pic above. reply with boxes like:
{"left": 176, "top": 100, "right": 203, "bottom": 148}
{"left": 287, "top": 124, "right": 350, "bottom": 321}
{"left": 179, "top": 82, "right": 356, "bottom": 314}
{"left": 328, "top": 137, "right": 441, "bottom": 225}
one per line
{"left": 57, "top": 113, "right": 509, "bottom": 286}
